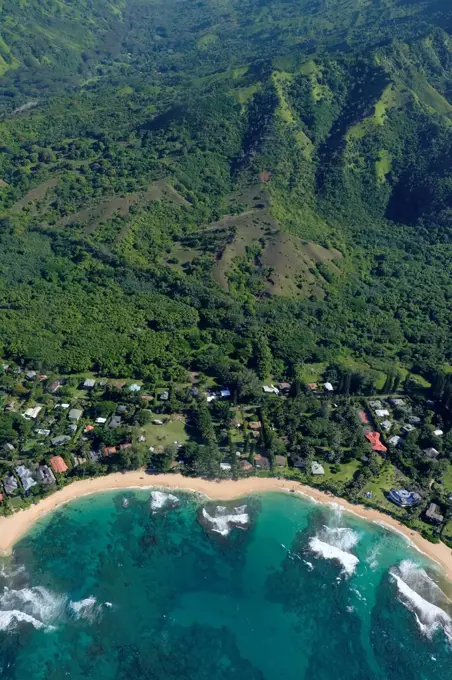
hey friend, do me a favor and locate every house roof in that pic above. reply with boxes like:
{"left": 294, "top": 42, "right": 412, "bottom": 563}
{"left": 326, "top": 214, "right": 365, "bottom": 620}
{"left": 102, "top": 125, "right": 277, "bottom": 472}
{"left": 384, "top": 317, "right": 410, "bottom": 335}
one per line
{"left": 69, "top": 408, "right": 83, "bottom": 421}
{"left": 359, "top": 411, "right": 370, "bottom": 424}
{"left": 424, "top": 447, "right": 439, "bottom": 459}
{"left": 425, "top": 502, "right": 444, "bottom": 523}
{"left": 254, "top": 454, "right": 270, "bottom": 467}
{"left": 365, "top": 432, "right": 387, "bottom": 452}
{"left": 311, "top": 461, "right": 325, "bottom": 475}
{"left": 49, "top": 456, "right": 68, "bottom": 473}
{"left": 274, "top": 455, "right": 286, "bottom": 467}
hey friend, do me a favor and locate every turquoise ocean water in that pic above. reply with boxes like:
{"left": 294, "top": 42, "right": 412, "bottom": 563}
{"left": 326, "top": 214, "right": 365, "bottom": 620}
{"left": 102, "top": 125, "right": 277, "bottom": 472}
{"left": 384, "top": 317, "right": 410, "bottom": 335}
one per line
{"left": 0, "top": 489, "right": 451, "bottom": 679}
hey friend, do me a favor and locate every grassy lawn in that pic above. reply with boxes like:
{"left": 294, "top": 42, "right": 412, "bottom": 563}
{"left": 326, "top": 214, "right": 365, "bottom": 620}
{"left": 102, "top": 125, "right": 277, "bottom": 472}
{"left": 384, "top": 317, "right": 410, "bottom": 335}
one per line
{"left": 442, "top": 520, "right": 452, "bottom": 544}
{"left": 361, "top": 460, "right": 407, "bottom": 515}
{"left": 442, "top": 463, "right": 452, "bottom": 494}
{"left": 321, "top": 458, "right": 361, "bottom": 483}
{"left": 139, "top": 414, "right": 188, "bottom": 448}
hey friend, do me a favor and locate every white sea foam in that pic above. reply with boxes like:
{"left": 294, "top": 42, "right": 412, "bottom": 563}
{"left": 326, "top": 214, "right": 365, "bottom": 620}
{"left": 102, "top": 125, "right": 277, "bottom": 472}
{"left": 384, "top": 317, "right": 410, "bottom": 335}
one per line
{"left": 303, "top": 560, "right": 314, "bottom": 571}
{"left": 390, "top": 560, "right": 452, "bottom": 641}
{"left": 365, "top": 545, "right": 381, "bottom": 570}
{"left": 0, "top": 586, "right": 65, "bottom": 632}
{"left": 308, "top": 524, "right": 360, "bottom": 576}
{"left": 0, "top": 609, "right": 53, "bottom": 631}
{"left": 150, "top": 491, "right": 179, "bottom": 511}
{"left": 309, "top": 537, "right": 359, "bottom": 576}
{"left": 201, "top": 505, "right": 249, "bottom": 536}
{"left": 69, "top": 597, "right": 103, "bottom": 622}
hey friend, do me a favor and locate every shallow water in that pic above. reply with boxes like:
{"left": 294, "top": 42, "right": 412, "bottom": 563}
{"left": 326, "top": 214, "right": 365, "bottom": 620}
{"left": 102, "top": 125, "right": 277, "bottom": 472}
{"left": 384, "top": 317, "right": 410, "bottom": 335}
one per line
{"left": 0, "top": 490, "right": 450, "bottom": 679}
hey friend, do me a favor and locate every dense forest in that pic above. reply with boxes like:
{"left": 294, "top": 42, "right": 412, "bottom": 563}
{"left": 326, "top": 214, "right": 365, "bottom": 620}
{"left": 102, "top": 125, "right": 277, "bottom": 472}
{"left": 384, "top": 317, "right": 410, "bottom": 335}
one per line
{"left": 0, "top": 0, "right": 452, "bottom": 387}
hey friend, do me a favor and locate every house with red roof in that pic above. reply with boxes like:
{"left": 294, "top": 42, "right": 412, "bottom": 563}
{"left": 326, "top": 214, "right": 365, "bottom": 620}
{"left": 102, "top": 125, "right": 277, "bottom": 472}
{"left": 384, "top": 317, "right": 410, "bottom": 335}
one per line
{"left": 359, "top": 411, "right": 369, "bottom": 424}
{"left": 49, "top": 455, "right": 69, "bottom": 473}
{"left": 365, "top": 432, "right": 387, "bottom": 453}
{"left": 104, "top": 446, "right": 117, "bottom": 456}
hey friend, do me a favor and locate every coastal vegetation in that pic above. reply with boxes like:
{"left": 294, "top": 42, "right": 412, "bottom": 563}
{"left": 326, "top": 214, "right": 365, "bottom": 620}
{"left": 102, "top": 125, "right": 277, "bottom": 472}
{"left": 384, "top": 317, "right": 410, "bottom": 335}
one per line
{"left": 1, "top": 1, "right": 452, "bottom": 547}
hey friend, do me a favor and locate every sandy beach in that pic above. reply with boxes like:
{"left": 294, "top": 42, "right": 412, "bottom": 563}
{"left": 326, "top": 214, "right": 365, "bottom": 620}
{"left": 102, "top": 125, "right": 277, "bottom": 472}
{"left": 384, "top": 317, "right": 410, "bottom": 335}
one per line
{"left": 0, "top": 472, "right": 451, "bottom": 580}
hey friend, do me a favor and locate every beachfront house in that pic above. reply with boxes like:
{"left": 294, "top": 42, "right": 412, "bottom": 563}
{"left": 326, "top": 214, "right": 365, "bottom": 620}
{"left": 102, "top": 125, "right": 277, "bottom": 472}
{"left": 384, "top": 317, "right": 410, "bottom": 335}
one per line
{"left": 387, "top": 488, "right": 421, "bottom": 508}
{"left": 16, "top": 465, "right": 37, "bottom": 492}
{"left": 254, "top": 454, "right": 270, "bottom": 469}
{"left": 424, "top": 502, "right": 444, "bottom": 525}
{"left": 311, "top": 461, "right": 325, "bottom": 475}
{"left": 35, "top": 465, "right": 56, "bottom": 486}
{"left": 49, "top": 456, "right": 69, "bottom": 474}
{"left": 3, "top": 474, "right": 18, "bottom": 495}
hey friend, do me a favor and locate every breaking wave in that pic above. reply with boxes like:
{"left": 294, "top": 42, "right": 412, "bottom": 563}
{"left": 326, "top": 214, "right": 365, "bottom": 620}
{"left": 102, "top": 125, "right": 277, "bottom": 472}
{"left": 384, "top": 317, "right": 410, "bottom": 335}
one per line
{"left": 0, "top": 586, "right": 65, "bottom": 632}
{"left": 390, "top": 560, "right": 452, "bottom": 641}
{"left": 0, "top": 580, "right": 112, "bottom": 632}
{"left": 201, "top": 505, "right": 249, "bottom": 536}
{"left": 150, "top": 491, "right": 179, "bottom": 512}
{"left": 308, "top": 525, "right": 360, "bottom": 577}
{"left": 69, "top": 597, "right": 103, "bottom": 622}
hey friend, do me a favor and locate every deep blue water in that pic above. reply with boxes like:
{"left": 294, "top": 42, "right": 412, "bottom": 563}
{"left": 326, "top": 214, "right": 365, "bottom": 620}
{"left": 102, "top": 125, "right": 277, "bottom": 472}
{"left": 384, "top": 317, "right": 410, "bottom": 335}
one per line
{"left": 0, "top": 489, "right": 450, "bottom": 679}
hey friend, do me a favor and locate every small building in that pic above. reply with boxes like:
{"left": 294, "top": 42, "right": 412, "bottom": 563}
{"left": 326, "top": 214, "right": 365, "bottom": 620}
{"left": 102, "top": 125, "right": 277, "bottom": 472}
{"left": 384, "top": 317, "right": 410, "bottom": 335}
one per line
{"left": 84, "top": 425, "right": 95, "bottom": 433}
{"left": 83, "top": 378, "right": 96, "bottom": 389}
{"left": 16, "top": 466, "right": 37, "bottom": 492}
{"left": 95, "top": 417, "right": 107, "bottom": 424}
{"left": 128, "top": 383, "right": 141, "bottom": 393}
{"left": 49, "top": 456, "right": 69, "bottom": 474}
{"left": 25, "top": 370, "right": 37, "bottom": 380}
{"left": 433, "top": 429, "right": 444, "bottom": 437}
{"left": 239, "top": 460, "right": 253, "bottom": 472}
{"left": 307, "top": 383, "right": 317, "bottom": 391}
{"left": 138, "top": 435, "right": 146, "bottom": 443}
{"left": 408, "top": 416, "right": 421, "bottom": 425}
{"left": 35, "top": 465, "right": 56, "bottom": 486}
{"left": 359, "top": 411, "right": 370, "bottom": 424}
{"left": 159, "top": 391, "right": 169, "bottom": 401}
{"left": 23, "top": 406, "right": 42, "bottom": 420}
{"left": 365, "top": 431, "right": 387, "bottom": 452}
{"left": 390, "top": 398, "right": 405, "bottom": 407}
{"left": 380, "top": 420, "right": 392, "bottom": 432}
{"left": 220, "top": 463, "right": 232, "bottom": 471}
{"left": 153, "top": 419, "right": 164, "bottom": 425}
{"left": 60, "top": 403, "right": 70, "bottom": 410}
{"left": 311, "top": 461, "right": 325, "bottom": 475}
{"left": 120, "top": 442, "right": 132, "bottom": 451}
{"left": 375, "top": 409, "right": 390, "bottom": 418}
{"left": 263, "top": 385, "right": 279, "bottom": 394}
{"left": 109, "top": 415, "right": 122, "bottom": 429}
{"left": 104, "top": 446, "right": 117, "bottom": 456}
{"left": 323, "top": 382, "right": 334, "bottom": 393}
{"left": 369, "top": 400, "right": 383, "bottom": 410}
{"left": 291, "top": 456, "right": 305, "bottom": 469}
{"left": 402, "top": 423, "right": 415, "bottom": 434}
{"left": 278, "top": 382, "right": 291, "bottom": 393}
{"left": 424, "top": 447, "right": 440, "bottom": 459}
{"left": 388, "top": 435, "right": 401, "bottom": 447}
{"left": 425, "top": 503, "right": 444, "bottom": 525}
{"left": 68, "top": 408, "right": 83, "bottom": 422}
{"left": 3, "top": 474, "right": 18, "bottom": 495}
{"left": 72, "top": 454, "right": 87, "bottom": 467}
{"left": 3, "top": 442, "right": 15, "bottom": 453}
{"left": 248, "top": 421, "right": 261, "bottom": 431}
{"left": 117, "top": 405, "right": 128, "bottom": 414}
{"left": 51, "top": 435, "right": 71, "bottom": 447}
{"left": 254, "top": 454, "right": 270, "bottom": 469}
{"left": 87, "top": 451, "right": 101, "bottom": 463}
{"left": 387, "top": 488, "right": 421, "bottom": 507}
{"left": 48, "top": 379, "right": 62, "bottom": 393}
{"left": 36, "top": 429, "right": 51, "bottom": 436}
{"left": 220, "top": 389, "right": 231, "bottom": 399}
{"left": 274, "top": 455, "right": 286, "bottom": 468}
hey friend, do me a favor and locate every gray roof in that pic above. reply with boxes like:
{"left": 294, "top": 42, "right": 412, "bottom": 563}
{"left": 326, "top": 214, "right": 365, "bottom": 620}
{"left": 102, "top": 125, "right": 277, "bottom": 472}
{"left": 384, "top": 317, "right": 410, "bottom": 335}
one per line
{"left": 35, "top": 465, "right": 56, "bottom": 485}
{"left": 109, "top": 415, "right": 122, "bottom": 428}
{"left": 15, "top": 466, "right": 37, "bottom": 492}
{"left": 51, "top": 435, "right": 71, "bottom": 446}
{"left": 69, "top": 408, "right": 83, "bottom": 421}
{"left": 425, "top": 503, "right": 444, "bottom": 524}
{"left": 3, "top": 475, "right": 18, "bottom": 495}
{"left": 83, "top": 378, "right": 96, "bottom": 388}
{"left": 424, "top": 447, "right": 440, "bottom": 459}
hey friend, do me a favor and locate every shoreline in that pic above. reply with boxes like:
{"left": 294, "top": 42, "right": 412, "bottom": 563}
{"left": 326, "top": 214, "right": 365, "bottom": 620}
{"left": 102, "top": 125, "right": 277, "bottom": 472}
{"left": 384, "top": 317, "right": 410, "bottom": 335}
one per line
{"left": 0, "top": 472, "right": 451, "bottom": 580}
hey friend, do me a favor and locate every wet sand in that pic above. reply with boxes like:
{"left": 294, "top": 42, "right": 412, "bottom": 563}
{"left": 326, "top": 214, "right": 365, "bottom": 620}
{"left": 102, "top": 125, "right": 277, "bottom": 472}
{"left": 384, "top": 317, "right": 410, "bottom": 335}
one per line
{"left": 0, "top": 472, "right": 451, "bottom": 579}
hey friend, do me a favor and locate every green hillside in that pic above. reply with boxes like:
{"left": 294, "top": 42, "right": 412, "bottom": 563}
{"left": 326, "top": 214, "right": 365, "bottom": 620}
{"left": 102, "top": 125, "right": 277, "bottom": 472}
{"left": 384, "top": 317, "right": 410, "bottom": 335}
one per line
{"left": 0, "top": 0, "right": 452, "bottom": 385}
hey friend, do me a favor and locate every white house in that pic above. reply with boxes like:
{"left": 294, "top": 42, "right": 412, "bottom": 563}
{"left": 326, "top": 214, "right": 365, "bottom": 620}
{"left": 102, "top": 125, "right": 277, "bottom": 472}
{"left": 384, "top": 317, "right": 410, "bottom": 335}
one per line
{"left": 375, "top": 409, "right": 390, "bottom": 418}
{"left": 324, "top": 382, "right": 334, "bottom": 392}
{"left": 23, "top": 406, "right": 42, "bottom": 420}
